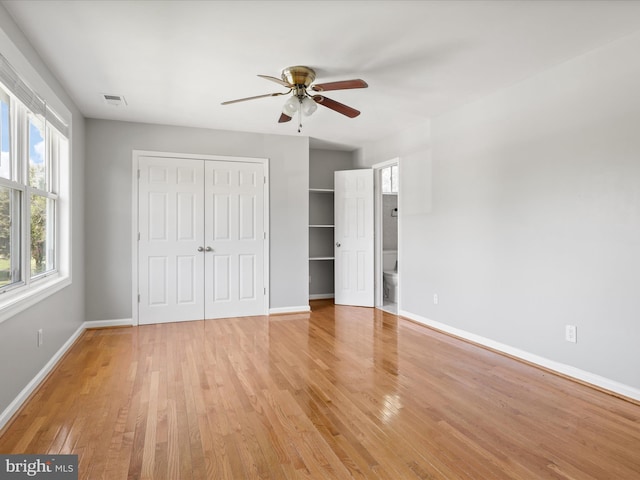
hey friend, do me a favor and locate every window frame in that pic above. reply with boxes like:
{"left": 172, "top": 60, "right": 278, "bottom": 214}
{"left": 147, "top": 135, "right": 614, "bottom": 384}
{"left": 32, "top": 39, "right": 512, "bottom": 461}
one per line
{"left": 0, "top": 52, "right": 71, "bottom": 324}
{"left": 381, "top": 164, "right": 399, "bottom": 194}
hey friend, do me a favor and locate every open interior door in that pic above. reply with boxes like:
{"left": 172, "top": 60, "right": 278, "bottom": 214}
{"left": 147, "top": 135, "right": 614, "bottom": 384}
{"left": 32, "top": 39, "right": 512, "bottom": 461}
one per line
{"left": 334, "top": 169, "right": 374, "bottom": 307}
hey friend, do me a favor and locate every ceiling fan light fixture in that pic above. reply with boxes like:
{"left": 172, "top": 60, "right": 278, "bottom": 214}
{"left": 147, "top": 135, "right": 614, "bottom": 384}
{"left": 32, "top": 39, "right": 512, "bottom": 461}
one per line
{"left": 282, "top": 96, "right": 299, "bottom": 116}
{"left": 301, "top": 96, "right": 317, "bottom": 116}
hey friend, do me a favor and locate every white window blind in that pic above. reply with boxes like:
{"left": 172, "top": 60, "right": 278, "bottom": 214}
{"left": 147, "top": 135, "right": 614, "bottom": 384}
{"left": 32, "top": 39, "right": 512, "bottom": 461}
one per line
{"left": 0, "top": 53, "right": 68, "bottom": 137}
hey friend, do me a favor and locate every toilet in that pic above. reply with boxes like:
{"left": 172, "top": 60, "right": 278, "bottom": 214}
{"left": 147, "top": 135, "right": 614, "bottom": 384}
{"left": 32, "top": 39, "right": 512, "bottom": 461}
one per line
{"left": 382, "top": 251, "right": 398, "bottom": 303}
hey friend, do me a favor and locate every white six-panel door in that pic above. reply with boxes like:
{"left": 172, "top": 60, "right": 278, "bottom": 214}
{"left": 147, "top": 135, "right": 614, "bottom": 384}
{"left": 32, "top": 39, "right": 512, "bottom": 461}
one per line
{"left": 334, "top": 169, "right": 374, "bottom": 307}
{"left": 138, "top": 155, "right": 265, "bottom": 325}
{"left": 138, "top": 157, "right": 206, "bottom": 324}
{"left": 204, "top": 161, "right": 265, "bottom": 319}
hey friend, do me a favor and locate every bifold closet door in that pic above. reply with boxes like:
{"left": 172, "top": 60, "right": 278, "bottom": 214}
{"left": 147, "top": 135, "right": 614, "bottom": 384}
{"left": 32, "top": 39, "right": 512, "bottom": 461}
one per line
{"left": 138, "top": 157, "right": 206, "bottom": 324}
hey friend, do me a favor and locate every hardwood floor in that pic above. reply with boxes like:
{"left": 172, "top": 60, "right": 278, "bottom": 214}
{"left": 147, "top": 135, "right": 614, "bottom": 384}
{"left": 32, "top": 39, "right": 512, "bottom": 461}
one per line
{"left": 1, "top": 300, "right": 639, "bottom": 479}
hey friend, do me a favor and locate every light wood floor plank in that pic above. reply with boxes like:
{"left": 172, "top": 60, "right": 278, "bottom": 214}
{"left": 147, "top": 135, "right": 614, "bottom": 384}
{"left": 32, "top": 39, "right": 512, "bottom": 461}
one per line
{"left": 1, "top": 300, "right": 640, "bottom": 479}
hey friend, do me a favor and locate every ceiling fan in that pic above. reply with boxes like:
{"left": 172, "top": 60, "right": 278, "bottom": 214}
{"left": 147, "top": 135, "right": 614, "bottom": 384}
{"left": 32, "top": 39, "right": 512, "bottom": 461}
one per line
{"left": 221, "top": 66, "right": 368, "bottom": 131}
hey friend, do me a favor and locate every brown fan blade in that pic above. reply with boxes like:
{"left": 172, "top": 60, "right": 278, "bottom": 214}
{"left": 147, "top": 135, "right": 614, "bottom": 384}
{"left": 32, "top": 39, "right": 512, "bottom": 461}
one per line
{"left": 258, "top": 74, "right": 292, "bottom": 88}
{"left": 313, "top": 95, "right": 361, "bottom": 118}
{"left": 278, "top": 113, "right": 292, "bottom": 123}
{"left": 221, "top": 91, "right": 289, "bottom": 105}
{"left": 312, "top": 79, "right": 368, "bottom": 92}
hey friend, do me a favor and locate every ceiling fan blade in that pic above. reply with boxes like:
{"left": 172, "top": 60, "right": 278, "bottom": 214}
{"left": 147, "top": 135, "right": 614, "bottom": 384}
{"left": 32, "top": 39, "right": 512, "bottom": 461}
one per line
{"left": 221, "top": 91, "right": 289, "bottom": 105}
{"left": 278, "top": 113, "right": 292, "bottom": 123}
{"left": 258, "top": 74, "right": 292, "bottom": 88}
{"left": 313, "top": 95, "right": 361, "bottom": 118}
{"left": 312, "top": 79, "right": 368, "bottom": 92}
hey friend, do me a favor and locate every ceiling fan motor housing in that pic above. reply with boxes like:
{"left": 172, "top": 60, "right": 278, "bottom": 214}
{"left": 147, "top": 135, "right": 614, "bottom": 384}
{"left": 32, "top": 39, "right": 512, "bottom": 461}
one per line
{"left": 281, "top": 66, "right": 316, "bottom": 87}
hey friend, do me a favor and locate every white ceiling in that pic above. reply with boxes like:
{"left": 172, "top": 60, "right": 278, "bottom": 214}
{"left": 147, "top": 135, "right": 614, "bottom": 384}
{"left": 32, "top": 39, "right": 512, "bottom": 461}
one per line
{"left": 3, "top": 0, "right": 640, "bottom": 150}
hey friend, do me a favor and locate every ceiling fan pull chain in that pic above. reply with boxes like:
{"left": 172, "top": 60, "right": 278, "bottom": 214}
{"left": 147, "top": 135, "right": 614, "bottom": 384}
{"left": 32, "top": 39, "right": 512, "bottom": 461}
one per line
{"left": 298, "top": 101, "right": 302, "bottom": 133}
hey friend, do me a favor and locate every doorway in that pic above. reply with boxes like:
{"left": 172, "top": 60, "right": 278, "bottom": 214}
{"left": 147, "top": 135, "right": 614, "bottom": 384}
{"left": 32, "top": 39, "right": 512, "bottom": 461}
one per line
{"left": 373, "top": 159, "right": 399, "bottom": 314}
{"left": 133, "top": 151, "right": 269, "bottom": 325}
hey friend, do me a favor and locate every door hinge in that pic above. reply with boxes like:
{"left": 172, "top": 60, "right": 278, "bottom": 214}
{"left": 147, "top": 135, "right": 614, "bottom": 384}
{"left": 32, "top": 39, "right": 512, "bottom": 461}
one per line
{"left": 263, "top": 231, "right": 266, "bottom": 240}
{"left": 137, "top": 294, "right": 140, "bottom": 303}
{"left": 138, "top": 232, "right": 140, "bottom": 241}
{"left": 263, "top": 176, "right": 266, "bottom": 184}
{"left": 264, "top": 287, "right": 266, "bottom": 295}
{"left": 137, "top": 169, "right": 140, "bottom": 179}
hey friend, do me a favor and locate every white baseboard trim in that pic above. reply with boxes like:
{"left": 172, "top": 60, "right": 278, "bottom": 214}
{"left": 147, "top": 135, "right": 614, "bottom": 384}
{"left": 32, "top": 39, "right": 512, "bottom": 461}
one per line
{"left": 0, "top": 322, "right": 85, "bottom": 431}
{"left": 84, "top": 318, "right": 134, "bottom": 328}
{"left": 399, "top": 309, "right": 640, "bottom": 403}
{"left": 309, "top": 294, "right": 335, "bottom": 300}
{"left": 269, "top": 305, "right": 311, "bottom": 315}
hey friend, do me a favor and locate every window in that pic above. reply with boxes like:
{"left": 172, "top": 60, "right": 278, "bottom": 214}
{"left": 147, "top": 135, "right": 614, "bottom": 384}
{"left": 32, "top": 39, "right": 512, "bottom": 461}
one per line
{"left": 0, "top": 92, "right": 10, "bottom": 179}
{"left": 0, "top": 82, "right": 64, "bottom": 290}
{"left": 0, "top": 53, "right": 69, "bottom": 317}
{"left": 0, "top": 89, "right": 17, "bottom": 288}
{"left": 381, "top": 164, "right": 398, "bottom": 194}
{"left": 0, "top": 186, "right": 20, "bottom": 287}
{"left": 29, "top": 115, "right": 46, "bottom": 190}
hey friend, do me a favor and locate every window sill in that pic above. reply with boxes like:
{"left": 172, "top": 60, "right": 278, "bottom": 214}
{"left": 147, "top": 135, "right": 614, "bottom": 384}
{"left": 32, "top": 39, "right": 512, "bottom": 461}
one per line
{"left": 0, "top": 273, "right": 71, "bottom": 324}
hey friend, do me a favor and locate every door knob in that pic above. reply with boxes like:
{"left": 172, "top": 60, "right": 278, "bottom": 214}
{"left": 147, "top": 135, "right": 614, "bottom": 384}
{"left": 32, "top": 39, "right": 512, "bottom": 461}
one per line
{"left": 336, "top": 242, "right": 341, "bottom": 247}
{"left": 205, "top": 246, "right": 213, "bottom": 252}
{"left": 197, "top": 246, "right": 204, "bottom": 252}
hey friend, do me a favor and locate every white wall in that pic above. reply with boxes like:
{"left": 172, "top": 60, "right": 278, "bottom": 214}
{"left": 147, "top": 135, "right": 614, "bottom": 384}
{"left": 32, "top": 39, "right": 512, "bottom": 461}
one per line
{"left": 309, "top": 149, "right": 356, "bottom": 189}
{"left": 0, "top": 6, "right": 85, "bottom": 414}
{"left": 358, "top": 31, "right": 640, "bottom": 392}
{"left": 85, "top": 119, "right": 309, "bottom": 321}
{"left": 382, "top": 194, "right": 398, "bottom": 251}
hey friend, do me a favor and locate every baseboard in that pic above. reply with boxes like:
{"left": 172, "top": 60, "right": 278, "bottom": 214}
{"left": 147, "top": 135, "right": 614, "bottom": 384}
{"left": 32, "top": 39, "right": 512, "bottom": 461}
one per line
{"left": 399, "top": 309, "right": 640, "bottom": 403}
{"left": 0, "top": 322, "right": 85, "bottom": 431}
{"left": 309, "top": 294, "right": 335, "bottom": 300}
{"left": 84, "top": 318, "right": 134, "bottom": 329}
{"left": 269, "top": 305, "right": 311, "bottom": 315}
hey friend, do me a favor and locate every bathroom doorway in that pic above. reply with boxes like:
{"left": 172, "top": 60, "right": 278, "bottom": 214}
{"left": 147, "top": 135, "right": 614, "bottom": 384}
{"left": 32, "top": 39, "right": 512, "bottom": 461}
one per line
{"left": 373, "top": 159, "right": 399, "bottom": 314}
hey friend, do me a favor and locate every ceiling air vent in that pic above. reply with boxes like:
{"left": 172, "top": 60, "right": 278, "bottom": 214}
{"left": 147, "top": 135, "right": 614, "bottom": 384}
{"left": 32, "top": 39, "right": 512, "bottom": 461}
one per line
{"left": 101, "top": 93, "right": 127, "bottom": 106}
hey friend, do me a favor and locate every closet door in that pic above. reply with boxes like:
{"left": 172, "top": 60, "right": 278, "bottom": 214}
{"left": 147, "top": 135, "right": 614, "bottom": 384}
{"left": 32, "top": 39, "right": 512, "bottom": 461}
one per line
{"left": 138, "top": 157, "right": 205, "bottom": 324}
{"left": 204, "top": 161, "right": 265, "bottom": 319}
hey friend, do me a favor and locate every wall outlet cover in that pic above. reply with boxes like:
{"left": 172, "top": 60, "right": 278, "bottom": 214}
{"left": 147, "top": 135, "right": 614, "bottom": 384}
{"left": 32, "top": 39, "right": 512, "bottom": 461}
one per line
{"left": 565, "top": 325, "right": 577, "bottom": 343}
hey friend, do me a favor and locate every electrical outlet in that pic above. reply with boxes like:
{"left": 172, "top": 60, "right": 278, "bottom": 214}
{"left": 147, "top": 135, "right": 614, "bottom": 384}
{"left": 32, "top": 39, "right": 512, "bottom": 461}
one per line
{"left": 37, "top": 328, "right": 43, "bottom": 347}
{"left": 565, "top": 325, "right": 577, "bottom": 343}
{"left": 433, "top": 293, "right": 439, "bottom": 305}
